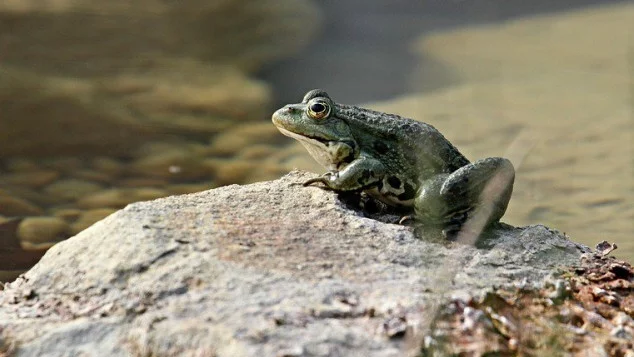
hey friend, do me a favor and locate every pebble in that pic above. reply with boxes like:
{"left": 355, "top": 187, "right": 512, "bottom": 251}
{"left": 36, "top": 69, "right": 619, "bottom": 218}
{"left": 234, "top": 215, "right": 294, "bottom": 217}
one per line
{"left": 44, "top": 179, "right": 104, "bottom": 202}
{"left": 0, "top": 170, "right": 60, "bottom": 188}
{"left": 76, "top": 188, "right": 168, "bottom": 209}
{"left": 0, "top": 190, "right": 43, "bottom": 216}
{"left": 17, "top": 216, "right": 70, "bottom": 245}
{"left": 69, "top": 208, "right": 117, "bottom": 235}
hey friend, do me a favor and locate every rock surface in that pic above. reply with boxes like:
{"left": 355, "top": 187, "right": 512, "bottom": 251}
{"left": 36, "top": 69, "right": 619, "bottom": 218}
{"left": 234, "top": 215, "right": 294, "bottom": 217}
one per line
{"left": 0, "top": 171, "right": 590, "bottom": 356}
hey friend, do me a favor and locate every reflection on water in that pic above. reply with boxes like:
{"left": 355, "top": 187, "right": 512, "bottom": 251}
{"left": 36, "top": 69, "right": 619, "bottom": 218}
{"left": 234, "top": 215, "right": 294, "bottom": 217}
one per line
{"left": 0, "top": 0, "right": 632, "bottom": 279}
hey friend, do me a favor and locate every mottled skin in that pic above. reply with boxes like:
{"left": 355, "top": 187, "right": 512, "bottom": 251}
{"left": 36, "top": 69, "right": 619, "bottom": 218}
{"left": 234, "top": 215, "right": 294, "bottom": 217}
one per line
{"left": 272, "top": 89, "right": 515, "bottom": 231}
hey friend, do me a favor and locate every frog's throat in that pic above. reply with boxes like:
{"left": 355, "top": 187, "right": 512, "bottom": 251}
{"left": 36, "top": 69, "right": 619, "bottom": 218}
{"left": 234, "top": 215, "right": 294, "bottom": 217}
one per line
{"left": 276, "top": 127, "right": 355, "bottom": 170}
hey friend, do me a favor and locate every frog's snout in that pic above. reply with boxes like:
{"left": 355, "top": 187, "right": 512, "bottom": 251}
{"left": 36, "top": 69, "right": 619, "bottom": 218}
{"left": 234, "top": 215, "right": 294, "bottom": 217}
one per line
{"left": 272, "top": 105, "right": 300, "bottom": 126}
{"left": 271, "top": 107, "right": 287, "bottom": 126}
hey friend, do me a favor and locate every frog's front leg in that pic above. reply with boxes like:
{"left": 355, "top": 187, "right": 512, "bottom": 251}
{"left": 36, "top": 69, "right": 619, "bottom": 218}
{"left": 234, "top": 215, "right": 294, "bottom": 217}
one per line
{"left": 303, "top": 156, "right": 386, "bottom": 191}
{"left": 414, "top": 157, "right": 515, "bottom": 230}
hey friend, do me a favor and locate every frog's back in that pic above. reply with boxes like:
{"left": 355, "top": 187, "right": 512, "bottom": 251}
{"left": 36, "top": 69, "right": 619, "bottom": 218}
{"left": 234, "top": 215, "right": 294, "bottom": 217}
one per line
{"left": 335, "top": 103, "right": 470, "bottom": 177}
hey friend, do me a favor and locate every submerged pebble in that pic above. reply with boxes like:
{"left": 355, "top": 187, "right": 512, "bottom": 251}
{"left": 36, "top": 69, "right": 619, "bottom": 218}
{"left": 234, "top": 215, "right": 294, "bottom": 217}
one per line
{"left": 77, "top": 188, "right": 168, "bottom": 209}
{"left": 44, "top": 179, "right": 104, "bottom": 202}
{"left": 18, "top": 216, "right": 70, "bottom": 246}
{"left": 0, "top": 190, "right": 43, "bottom": 216}
{"left": 70, "top": 208, "right": 117, "bottom": 235}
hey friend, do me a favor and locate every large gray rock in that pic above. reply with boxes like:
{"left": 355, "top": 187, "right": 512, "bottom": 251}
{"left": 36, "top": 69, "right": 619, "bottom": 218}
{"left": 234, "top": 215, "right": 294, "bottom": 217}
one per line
{"left": 0, "top": 171, "right": 589, "bottom": 357}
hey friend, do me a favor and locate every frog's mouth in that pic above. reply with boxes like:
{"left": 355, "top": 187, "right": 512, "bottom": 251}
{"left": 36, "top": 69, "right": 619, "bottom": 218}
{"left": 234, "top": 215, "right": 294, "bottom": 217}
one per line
{"left": 275, "top": 127, "right": 331, "bottom": 145}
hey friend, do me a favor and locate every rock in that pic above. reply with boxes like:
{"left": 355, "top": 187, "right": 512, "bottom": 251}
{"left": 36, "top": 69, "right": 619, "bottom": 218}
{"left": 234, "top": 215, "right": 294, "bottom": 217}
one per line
{"left": 0, "top": 190, "right": 43, "bottom": 216}
{"left": 17, "top": 216, "right": 70, "bottom": 247}
{"left": 0, "top": 171, "right": 589, "bottom": 356}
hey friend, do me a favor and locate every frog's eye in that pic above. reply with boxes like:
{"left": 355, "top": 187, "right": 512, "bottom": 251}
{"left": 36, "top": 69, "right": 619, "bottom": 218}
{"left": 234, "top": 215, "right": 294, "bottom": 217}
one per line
{"left": 307, "top": 100, "right": 331, "bottom": 120}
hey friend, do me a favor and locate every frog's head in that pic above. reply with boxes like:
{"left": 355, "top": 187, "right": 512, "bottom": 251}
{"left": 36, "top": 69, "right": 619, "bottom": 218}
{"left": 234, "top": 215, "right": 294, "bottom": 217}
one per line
{"left": 272, "top": 89, "right": 358, "bottom": 170}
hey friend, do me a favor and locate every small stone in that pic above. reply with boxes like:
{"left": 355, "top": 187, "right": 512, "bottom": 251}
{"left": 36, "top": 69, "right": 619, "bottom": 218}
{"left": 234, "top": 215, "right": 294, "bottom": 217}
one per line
{"left": 44, "top": 179, "right": 104, "bottom": 202}
{"left": 18, "top": 216, "right": 70, "bottom": 246}
{"left": 383, "top": 315, "right": 408, "bottom": 338}
{"left": 0, "top": 170, "right": 60, "bottom": 188}
{"left": 0, "top": 190, "right": 43, "bottom": 216}
{"left": 69, "top": 208, "right": 117, "bottom": 235}
{"left": 595, "top": 240, "right": 617, "bottom": 256}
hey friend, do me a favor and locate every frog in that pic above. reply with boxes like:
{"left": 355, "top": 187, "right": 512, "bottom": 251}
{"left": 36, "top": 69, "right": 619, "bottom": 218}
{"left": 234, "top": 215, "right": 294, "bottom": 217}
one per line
{"left": 272, "top": 89, "right": 515, "bottom": 234}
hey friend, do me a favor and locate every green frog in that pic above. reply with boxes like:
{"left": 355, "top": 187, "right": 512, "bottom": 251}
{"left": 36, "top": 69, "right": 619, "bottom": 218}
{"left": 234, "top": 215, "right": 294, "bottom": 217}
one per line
{"left": 272, "top": 89, "right": 515, "bottom": 233}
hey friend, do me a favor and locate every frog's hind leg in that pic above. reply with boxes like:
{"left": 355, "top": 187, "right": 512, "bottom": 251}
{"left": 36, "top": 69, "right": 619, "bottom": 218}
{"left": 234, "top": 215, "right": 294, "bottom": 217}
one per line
{"left": 414, "top": 157, "right": 515, "bottom": 236}
{"left": 441, "top": 157, "right": 515, "bottom": 230}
